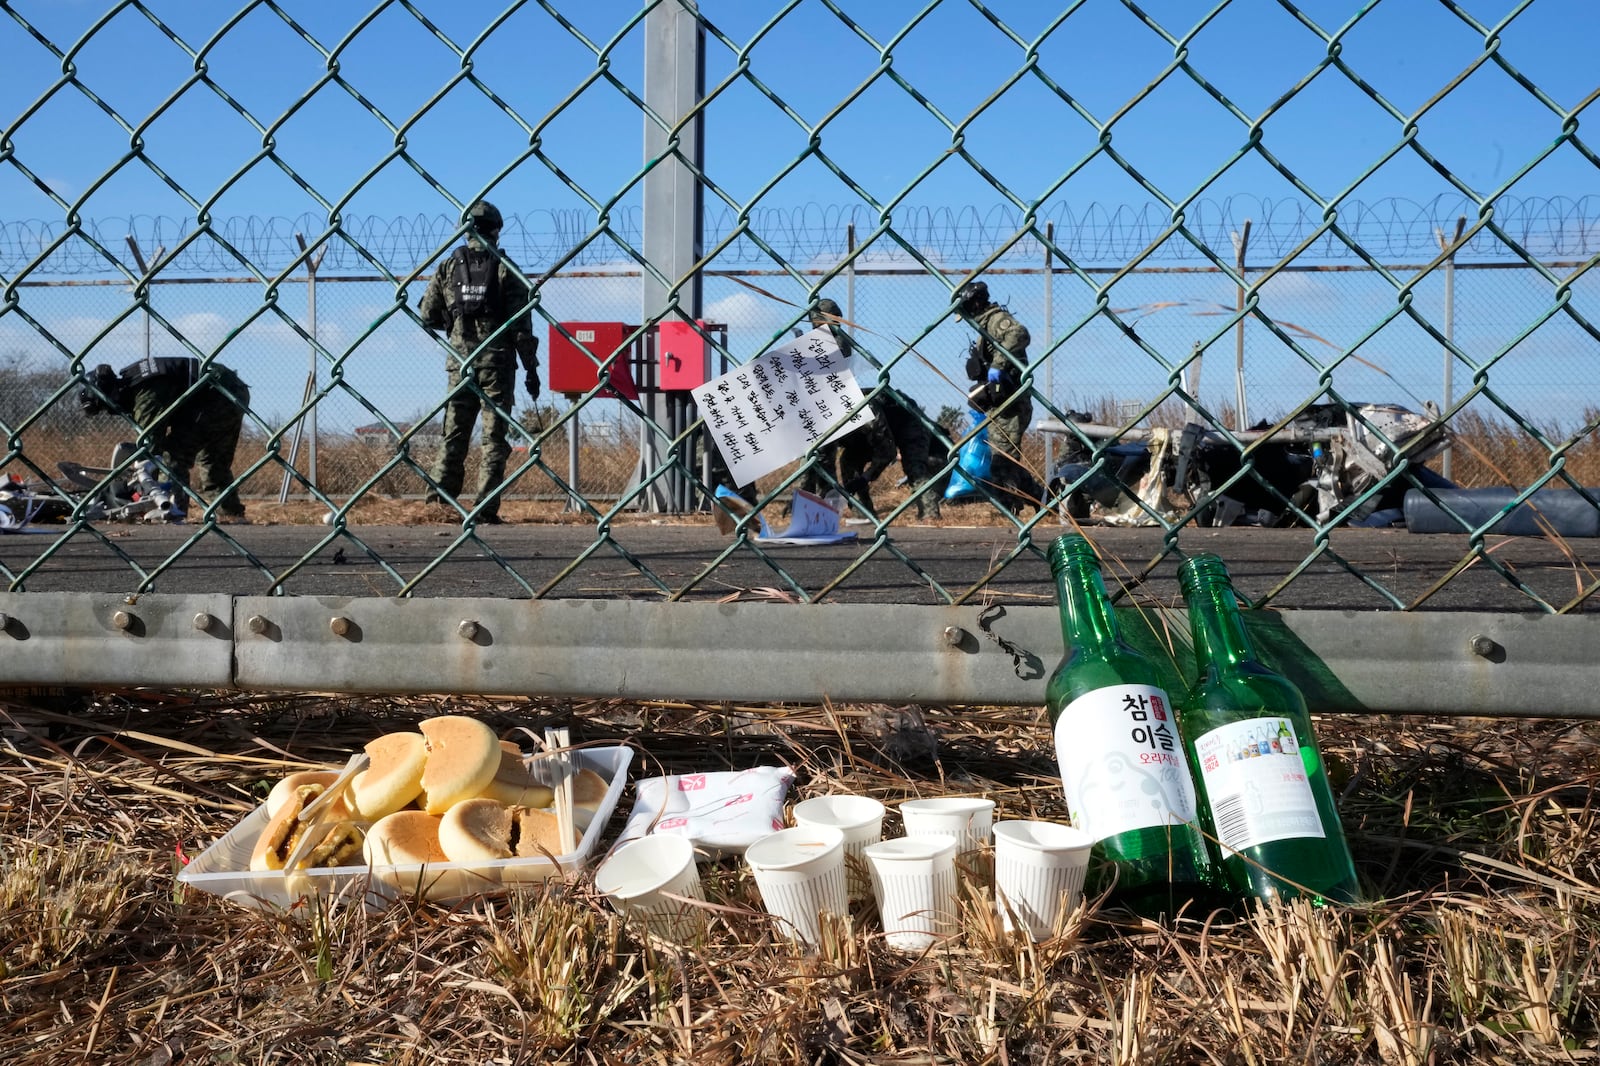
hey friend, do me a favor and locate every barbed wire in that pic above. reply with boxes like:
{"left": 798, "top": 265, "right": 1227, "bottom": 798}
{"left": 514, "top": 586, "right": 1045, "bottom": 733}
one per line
{"left": 3, "top": 194, "right": 1596, "bottom": 279}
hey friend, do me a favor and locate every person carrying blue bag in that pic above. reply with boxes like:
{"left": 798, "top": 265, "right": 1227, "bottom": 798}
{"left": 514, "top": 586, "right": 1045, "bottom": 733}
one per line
{"left": 943, "top": 408, "right": 993, "bottom": 503}
{"left": 952, "top": 280, "right": 1044, "bottom": 515}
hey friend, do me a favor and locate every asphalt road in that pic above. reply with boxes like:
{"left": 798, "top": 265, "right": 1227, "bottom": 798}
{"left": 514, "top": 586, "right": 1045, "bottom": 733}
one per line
{"left": 4, "top": 518, "right": 1595, "bottom": 611}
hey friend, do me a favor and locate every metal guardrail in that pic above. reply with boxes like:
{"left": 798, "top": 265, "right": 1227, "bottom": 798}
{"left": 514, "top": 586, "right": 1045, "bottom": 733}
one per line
{"left": 3, "top": 592, "right": 1597, "bottom": 718}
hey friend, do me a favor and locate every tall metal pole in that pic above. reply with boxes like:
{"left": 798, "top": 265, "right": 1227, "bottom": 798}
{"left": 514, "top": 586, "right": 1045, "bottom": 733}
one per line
{"left": 1042, "top": 221, "right": 1054, "bottom": 479}
{"left": 635, "top": 0, "right": 703, "bottom": 513}
{"left": 302, "top": 236, "right": 325, "bottom": 489}
{"left": 1231, "top": 219, "right": 1251, "bottom": 430}
{"left": 281, "top": 235, "right": 326, "bottom": 502}
{"left": 1436, "top": 215, "right": 1466, "bottom": 481}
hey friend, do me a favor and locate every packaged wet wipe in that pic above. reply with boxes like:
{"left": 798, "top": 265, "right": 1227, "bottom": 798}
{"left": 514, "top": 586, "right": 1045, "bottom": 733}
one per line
{"left": 616, "top": 766, "right": 795, "bottom": 857}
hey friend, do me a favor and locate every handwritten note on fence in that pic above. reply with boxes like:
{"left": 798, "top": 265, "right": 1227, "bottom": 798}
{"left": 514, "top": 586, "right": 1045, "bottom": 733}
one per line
{"left": 691, "top": 327, "right": 875, "bottom": 486}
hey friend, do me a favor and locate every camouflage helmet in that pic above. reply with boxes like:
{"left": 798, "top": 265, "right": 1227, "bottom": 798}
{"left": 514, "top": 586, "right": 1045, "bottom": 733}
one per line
{"left": 954, "top": 279, "right": 990, "bottom": 316}
{"left": 809, "top": 297, "right": 842, "bottom": 327}
{"left": 467, "top": 200, "right": 503, "bottom": 235}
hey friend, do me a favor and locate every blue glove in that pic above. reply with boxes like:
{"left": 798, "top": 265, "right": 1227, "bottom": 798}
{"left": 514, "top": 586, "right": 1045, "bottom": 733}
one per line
{"left": 986, "top": 367, "right": 1002, "bottom": 384}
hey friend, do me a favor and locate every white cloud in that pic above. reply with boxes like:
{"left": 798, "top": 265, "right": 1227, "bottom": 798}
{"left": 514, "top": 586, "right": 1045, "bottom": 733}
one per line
{"left": 167, "top": 311, "right": 230, "bottom": 348}
{"left": 1256, "top": 269, "right": 1340, "bottom": 306}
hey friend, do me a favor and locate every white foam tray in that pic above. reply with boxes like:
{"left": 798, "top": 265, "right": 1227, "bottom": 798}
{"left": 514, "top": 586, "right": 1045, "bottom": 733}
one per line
{"left": 179, "top": 745, "right": 633, "bottom": 911}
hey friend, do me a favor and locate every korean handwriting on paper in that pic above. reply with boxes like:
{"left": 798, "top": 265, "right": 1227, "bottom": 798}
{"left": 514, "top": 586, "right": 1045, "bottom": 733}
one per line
{"left": 690, "top": 327, "right": 874, "bottom": 485}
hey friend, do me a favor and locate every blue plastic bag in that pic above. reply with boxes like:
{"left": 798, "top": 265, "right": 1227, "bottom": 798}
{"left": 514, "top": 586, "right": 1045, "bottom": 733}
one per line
{"left": 944, "top": 412, "right": 993, "bottom": 501}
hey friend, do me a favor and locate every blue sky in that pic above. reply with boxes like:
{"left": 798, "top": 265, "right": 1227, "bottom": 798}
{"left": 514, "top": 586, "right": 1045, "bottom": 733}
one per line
{"left": 5, "top": 0, "right": 1595, "bottom": 222}
{"left": 2, "top": 0, "right": 1597, "bottom": 431}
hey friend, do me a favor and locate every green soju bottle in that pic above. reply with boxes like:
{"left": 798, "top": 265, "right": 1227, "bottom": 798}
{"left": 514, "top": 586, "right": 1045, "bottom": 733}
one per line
{"left": 1045, "top": 535, "right": 1219, "bottom": 917}
{"left": 1177, "top": 553, "right": 1361, "bottom": 905}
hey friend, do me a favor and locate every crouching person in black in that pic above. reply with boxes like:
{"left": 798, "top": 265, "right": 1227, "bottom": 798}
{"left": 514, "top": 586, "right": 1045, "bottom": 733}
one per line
{"left": 79, "top": 356, "right": 251, "bottom": 522}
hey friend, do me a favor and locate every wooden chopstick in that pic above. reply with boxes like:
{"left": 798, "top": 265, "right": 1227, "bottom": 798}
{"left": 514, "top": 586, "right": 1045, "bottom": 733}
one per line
{"left": 297, "top": 751, "right": 367, "bottom": 824}
{"left": 545, "top": 727, "right": 577, "bottom": 856}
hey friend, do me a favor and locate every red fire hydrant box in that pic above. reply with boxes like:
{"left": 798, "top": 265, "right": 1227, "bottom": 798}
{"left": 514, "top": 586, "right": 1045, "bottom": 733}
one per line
{"left": 657, "top": 319, "right": 712, "bottom": 391}
{"left": 547, "top": 322, "right": 639, "bottom": 399}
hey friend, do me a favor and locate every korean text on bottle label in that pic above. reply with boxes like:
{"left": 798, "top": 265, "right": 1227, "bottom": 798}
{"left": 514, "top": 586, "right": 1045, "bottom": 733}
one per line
{"left": 1193, "top": 717, "right": 1323, "bottom": 854}
{"left": 1054, "top": 684, "right": 1199, "bottom": 842}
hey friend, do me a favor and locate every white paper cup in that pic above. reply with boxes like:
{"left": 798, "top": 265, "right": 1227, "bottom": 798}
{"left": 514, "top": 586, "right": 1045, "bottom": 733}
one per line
{"left": 792, "top": 795, "right": 886, "bottom": 901}
{"left": 899, "top": 797, "right": 996, "bottom": 859}
{"left": 864, "top": 836, "right": 959, "bottom": 952}
{"left": 595, "top": 834, "right": 706, "bottom": 945}
{"left": 992, "top": 820, "right": 1094, "bottom": 940}
{"left": 744, "top": 825, "right": 848, "bottom": 948}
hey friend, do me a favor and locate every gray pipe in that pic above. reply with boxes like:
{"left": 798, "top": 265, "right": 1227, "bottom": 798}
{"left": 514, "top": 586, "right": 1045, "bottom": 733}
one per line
{"left": 1404, "top": 487, "right": 1600, "bottom": 537}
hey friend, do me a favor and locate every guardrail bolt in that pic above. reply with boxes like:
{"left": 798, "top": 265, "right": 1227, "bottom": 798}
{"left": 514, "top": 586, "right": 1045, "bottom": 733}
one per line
{"left": 458, "top": 619, "right": 481, "bottom": 640}
{"left": 329, "top": 616, "right": 353, "bottom": 638}
{"left": 943, "top": 626, "right": 966, "bottom": 647}
{"left": 247, "top": 614, "right": 269, "bottom": 635}
{"left": 193, "top": 612, "right": 214, "bottom": 632}
{"left": 112, "top": 610, "right": 135, "bottom": 632}
{"left": 1469, "top": 634, "right": 1498, "bottom": 658}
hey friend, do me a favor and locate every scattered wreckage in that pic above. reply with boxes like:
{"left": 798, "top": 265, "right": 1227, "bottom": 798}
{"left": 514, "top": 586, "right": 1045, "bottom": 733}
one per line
{"left": 1040, "top": 401, "right": 1455, "bottom": 529}
{"left": 1, "top": 445, "right": 185, "bottom": 530}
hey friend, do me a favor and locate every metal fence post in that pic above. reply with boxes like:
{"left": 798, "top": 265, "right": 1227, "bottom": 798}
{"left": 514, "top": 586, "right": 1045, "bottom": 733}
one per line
{"left": 279, "top": 235, "right": 326, "bottom": 502}
{"left": 1437, "top": 215, "right": 1467, "bottom": 481}
{"left": 1043, "top": 220, "right": 1054, "bottom": 479}
{"left": 567, "top": 403, "right": 583, "bottom": 512}
{"left": 1231, "top": 219, "right": 1251, "bottom": 430}
{"left": 845, "top": 222, "right": 856, "bottom": 327}
{"left": 123, "top": 235, "right": 164, "bottom": 372}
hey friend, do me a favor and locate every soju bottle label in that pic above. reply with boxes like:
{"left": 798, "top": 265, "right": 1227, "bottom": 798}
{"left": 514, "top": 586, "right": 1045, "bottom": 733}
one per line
{"left": 1193, "top": 716, "right": 1324, "bottom": 853}
{"left": 1054, "top": 684, "right": 1198, "bottom": 842}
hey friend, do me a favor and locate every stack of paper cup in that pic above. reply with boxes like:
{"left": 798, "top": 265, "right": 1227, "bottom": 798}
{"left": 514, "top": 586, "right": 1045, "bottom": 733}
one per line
{"left": 992, "top": 820, "right": 1094, "bottom": 940}
{"left": 745, "top": 824, "right": 849, "bottom": 948}
{"left": 792, "top": 795, "right": 886, "bottom": 902}
{"left": 899, "top": 797, "right": 996, "bottom": 860}
{"left": 864, "top": 836, "right": 959, "bottom": 952}
{"left": 595, "top": 835, "right": 706, "bottom": 945}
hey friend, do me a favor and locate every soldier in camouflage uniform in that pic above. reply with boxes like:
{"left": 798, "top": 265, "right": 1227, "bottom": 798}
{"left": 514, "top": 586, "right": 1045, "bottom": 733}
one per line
{"left": 833, "top": 405, "right": 898, "bottom": 518}
{"left": 801, "top": 298, "right": 946, "bottom": 519}
{"left": 797, "top": 299, "right": 850, "bottom": 499}
{"left": 957, "top": 279, "right": 1044, "bottom": 514}
{"left": 79, "top": 357, "right": 251, "bottom": 521}
{"left": 418, "top": 200, "right": 541, "bottom": 524}
{"left": 875, "top": 388, "right": 943, "bottom": 519}
{"left": 797, "top": 298, "right": 897, "bottom": 517}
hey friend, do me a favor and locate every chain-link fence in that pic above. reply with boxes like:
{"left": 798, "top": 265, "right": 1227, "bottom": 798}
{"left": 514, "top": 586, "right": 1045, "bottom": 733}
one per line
{"left": 2, "top": 0, "right": 1598, "bottom": 616}
{"left": 6, "top": 253, "right": 1598, "bottom": 503}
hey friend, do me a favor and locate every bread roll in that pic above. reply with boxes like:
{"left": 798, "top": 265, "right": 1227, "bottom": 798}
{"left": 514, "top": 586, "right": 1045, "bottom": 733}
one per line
{"left": 511, "top": 806, "right": 566, "bottom": 858}
{"left": 438, "top": 798, "right": 516, "bottom": 863}
{"left": 352, "top": 731, "right": 427, "bottom": 819}
{"left": 363, "top": 810, "right": 447, "bottom": 866}
{"left": 417, "top": 715, "right": 501, "bottom": 814}
{"left": 438, "top": 798, "right": 567, "bottom": 863}
{"left": 265, "top": 770, "right": 342, "bottom": 819}
{"left": 568, "top": 767, "right": 609, "bottom": 830}
{"left": 479, "top": 748, "right": 556, "bottom": 809}
{"left": 249, "top": 782, "right": 364, "bottom": 872}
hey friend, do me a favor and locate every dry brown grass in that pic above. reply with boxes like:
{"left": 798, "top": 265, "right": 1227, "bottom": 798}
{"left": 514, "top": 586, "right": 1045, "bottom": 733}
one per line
{"left": 1438, "top": 408, "right": 1600, "bottom": 490}
{"left": 2, "top": 691, "right": 1597, "bottom": 1065}
{"left": 11, "top": 407, "right": 1599, "bottom": 532}
{"left": 6, "top": 424, "right": 1027, "bottom": 528}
